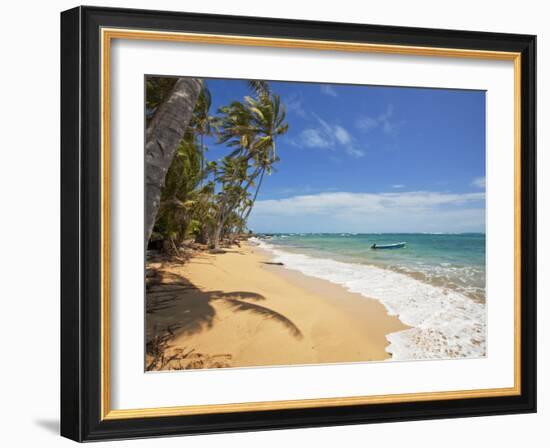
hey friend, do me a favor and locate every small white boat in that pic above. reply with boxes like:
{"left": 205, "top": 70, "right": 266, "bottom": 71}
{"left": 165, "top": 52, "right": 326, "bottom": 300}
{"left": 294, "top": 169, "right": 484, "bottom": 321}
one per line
{"left": 370, "top": 242, "right": 406, "bottom": 250}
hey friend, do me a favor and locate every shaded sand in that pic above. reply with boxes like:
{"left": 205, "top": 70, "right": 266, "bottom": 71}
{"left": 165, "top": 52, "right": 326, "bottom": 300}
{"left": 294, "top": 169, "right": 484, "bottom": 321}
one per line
{"left": 146, "top": 242, "right": 408, "bottom": 370}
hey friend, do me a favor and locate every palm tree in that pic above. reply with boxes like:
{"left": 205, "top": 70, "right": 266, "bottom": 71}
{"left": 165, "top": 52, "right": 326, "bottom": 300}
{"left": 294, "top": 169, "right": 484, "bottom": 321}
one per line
{"left": 208, "top": 92, "right": 288, "bottom": 249}
{"left": 209, "top": 155, "right": 251, "bottom": 248}
{"left": 246, "top": 80, "right": 271, "bottom": 98}
{"left": 145, "top": 77, "right": 202, "bottom": 247}
{"left": 145, "top": 78, "right": 288, "bottom": 251}
{"left": 191, "top": 85, "right": 216, "bottom": 185}
{"left": 151, "top": 133, "right": 202, "bottom": 252}
{"left": 240, "top": 94, "right": 288, "bottom": 225}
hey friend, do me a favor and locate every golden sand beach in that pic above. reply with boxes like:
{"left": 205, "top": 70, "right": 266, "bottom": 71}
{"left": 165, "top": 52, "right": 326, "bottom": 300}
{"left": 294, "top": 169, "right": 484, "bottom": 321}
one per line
{"left": 145, "top": 241, "right": 408, "bottom": 371}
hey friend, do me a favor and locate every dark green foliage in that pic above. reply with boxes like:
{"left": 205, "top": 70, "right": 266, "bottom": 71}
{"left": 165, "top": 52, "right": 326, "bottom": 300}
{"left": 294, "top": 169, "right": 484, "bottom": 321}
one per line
{"left": 145, "top": 77, "right": 178, "bottom": 125}
{"left": 151, "top": 134, "right": 202, "bottom": 245}
{"left": 147, "top": 79, "right": 289, "bottom": 251}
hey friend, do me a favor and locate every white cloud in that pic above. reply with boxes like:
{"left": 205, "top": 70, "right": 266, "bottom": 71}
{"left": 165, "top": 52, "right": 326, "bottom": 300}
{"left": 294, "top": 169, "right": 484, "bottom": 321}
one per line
{"left": 314, "top": 114, "right": 333, "bottom": 135}
{"left": 249, "top": 191, "right": 485, "bottom": 233}
{"left": 392, "top": 184, "right": 405, "bottom": 189}
{"left": 320, "top": 85, "right": 339, "bottom": 97}
{"left": 254, "top": 191, "right": 485, "bottom": 215}
{"left": 355, "top": 116, "right": 378, "bottom": 132}
{"left": 284, "top": 93, "right": 307, "bottom": 118}
{"left": 300, "top": 129, "right": 330, "bottom": 148}
{"left": 471, "top": 176, "right": 485, "bottom": 188}
{"left": 355, "top": 104, "right": 403, "bottom": 136}
{"left": 297, "top": 114, "right": 365, "bottom": 158}
{"left": 334, "top": 126, "right": 352, "bottom": 145}
{"left": 344, "top": 147, "right": 366, "bottom": 158}
{"left": 268, "top": 185, "right": 339, "bottom": 197}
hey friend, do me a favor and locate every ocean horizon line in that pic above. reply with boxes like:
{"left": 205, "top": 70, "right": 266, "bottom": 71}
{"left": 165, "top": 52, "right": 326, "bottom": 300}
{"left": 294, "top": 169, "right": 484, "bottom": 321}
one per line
{"left": 253, "top": 231, "right": 486, "bottom": 235}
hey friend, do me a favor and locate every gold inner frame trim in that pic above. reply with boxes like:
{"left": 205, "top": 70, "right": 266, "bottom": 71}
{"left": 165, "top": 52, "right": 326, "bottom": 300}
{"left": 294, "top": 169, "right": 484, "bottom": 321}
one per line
{"left": 100, "top": 27, "right": 522, "bottom": 421}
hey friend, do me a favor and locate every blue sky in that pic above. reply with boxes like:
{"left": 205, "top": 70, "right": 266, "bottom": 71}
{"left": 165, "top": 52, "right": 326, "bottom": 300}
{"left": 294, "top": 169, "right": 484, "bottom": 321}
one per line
{"left": 203, "top": 78, "right": 486, "bottom": 233}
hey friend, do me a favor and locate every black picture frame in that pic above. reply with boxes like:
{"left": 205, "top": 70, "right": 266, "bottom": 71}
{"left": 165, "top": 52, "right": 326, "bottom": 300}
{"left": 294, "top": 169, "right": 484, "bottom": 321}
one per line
{"left": 61, "top": 5, "right": 536, "bottom": 442}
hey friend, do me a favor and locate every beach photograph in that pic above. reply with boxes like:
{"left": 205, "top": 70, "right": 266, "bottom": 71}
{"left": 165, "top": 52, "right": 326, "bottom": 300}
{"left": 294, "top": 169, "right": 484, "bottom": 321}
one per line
{"left": 144, "top": 76, "right": 486, "bottom": 371}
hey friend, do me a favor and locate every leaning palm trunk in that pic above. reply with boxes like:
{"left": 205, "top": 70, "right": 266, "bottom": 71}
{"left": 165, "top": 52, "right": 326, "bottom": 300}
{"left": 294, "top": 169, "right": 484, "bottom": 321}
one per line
{"left": 209, "top": 168, "right": 261, "bottom": 249}
{"left": 145, "top": 78, "right": 202, "bottom": 247}
{"left": 242, "top": 168, "right": 265, "bottom": 226}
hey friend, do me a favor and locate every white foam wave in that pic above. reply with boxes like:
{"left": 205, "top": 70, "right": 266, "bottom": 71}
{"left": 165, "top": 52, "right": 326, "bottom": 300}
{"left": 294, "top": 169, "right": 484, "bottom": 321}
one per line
{"left": 390, "top": 262, "right": 486, "bottom": 301}
{"left": 251, "top": 238, "right": 486, "bottom": 361}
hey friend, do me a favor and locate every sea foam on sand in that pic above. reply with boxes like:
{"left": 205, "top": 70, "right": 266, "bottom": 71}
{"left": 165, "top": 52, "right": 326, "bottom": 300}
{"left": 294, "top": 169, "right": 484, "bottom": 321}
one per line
{"left": 253, "top": 238, "right": 486, "bottom": 361}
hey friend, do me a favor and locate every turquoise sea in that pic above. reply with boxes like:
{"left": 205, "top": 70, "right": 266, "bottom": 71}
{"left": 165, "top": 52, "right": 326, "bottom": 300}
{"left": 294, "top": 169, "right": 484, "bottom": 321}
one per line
{"left": 261, "top": 233, "right": 485, "bottom": 302}
{"left": 252, "top": 233, "right": 486, "bottom": 360}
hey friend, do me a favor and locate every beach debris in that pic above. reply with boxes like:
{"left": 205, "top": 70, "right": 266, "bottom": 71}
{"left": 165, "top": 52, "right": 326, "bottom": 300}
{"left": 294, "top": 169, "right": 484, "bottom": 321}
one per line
{"left": 146, "top": 325, "right": 232, "bottom": 371}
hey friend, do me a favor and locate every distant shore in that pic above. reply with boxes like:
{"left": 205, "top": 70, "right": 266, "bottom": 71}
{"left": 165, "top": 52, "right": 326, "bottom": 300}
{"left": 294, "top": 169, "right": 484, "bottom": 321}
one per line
{"left": 145, "top": 241, "right": 408, "bottom": 371}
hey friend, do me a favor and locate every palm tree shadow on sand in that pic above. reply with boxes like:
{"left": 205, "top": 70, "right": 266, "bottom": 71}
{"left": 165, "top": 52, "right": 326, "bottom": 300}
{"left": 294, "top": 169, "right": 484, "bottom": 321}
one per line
{"left": 146, "top": 265, "right": 302, "bottom": 370}
{"left": 217, "top": 296, "right": 302, "bottom": 338}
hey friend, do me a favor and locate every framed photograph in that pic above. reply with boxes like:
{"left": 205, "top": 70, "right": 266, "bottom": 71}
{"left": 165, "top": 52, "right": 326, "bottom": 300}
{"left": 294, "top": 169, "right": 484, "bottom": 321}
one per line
{"left": 60, "top": 6, "right": 536, "bottom": 442}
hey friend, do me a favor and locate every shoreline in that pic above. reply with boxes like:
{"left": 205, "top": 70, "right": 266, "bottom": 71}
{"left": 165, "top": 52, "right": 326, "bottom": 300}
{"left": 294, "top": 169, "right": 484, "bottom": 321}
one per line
{"left": 254, "top": 237, "right": 486, "bottom": 360}
{"left": 146, "top": 241, "right": 408, "bottom": 370}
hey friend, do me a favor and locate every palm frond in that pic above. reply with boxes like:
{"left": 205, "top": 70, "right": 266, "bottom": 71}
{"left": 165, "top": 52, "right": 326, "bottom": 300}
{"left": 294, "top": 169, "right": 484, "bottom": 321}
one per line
{"left": 246, "top": 80, "right": 271, "bottom": 98}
